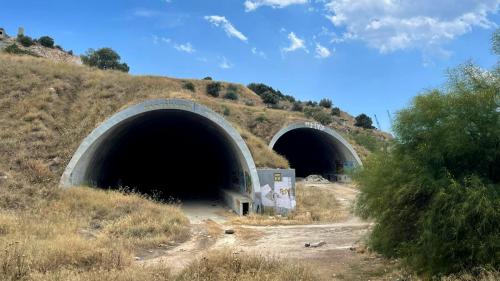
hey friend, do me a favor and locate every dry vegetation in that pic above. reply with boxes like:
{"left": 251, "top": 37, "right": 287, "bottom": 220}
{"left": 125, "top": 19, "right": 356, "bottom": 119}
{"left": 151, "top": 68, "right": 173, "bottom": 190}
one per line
{"left": 231, "top": 183, "right": 346, "bottom": 225}
{"left": 0, "top": 187, "right": 189, "bottom": 280}
{"left": 0, "top": 53, "right": 389, "bottom": 280}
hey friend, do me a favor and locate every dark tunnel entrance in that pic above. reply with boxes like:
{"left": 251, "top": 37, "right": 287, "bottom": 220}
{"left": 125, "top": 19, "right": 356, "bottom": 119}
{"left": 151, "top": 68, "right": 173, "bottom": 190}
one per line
{"left": 84, "top": 110, "right": 244, "bottom": 201}
{"left": 271, "top": 127, "right": 358, "bottom": 179}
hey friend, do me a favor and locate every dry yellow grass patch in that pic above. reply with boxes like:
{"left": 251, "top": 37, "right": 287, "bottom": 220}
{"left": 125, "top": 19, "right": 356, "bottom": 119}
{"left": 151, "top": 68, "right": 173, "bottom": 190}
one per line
{"left": 231, "top": 183, "right": 345, "bottom": 226}
{"left": 0, "top": 187, "right": 189, "bottom": 280}
{"left": 177, "top": 250, "right": 319, "bottom": 281}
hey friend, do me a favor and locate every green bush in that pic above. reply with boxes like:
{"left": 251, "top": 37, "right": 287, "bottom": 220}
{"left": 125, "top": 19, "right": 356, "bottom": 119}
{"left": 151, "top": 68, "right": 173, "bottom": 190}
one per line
{"left": 351, "top": 132, "right": 381, "bottom": 152}
{"left": 311, "top": 110, "right": 333, "bottom": 125}
{"left": 354, "top": 113, "right": 374, "bottom": 129}
{"left": 319, "top": 98, "right": 332, "bottom": 108}
{"left": 4, "top": 44, "right": 38, "bottom": 57}
{"left": 206, "top": 82, "right": 221, "bottom": 97}
{"left": 261, "top": 91, "right": 279, "bottom": 105}
{"left": 38, "top": 36, "right": 54, "bottom": 48}
{"left": 203, "top": 76, "right": 212, "bottom": 80}
{"left": 81, "top": 48, "right": 129, "bottom": 72}
{"left": 355, "top": 62, "right": 500, "bottom": 276}
{"left": 17, "top": 35, "right": 34, "bottom": 47}
{"left": 222, "top": 106, "right": 230, "bottom": 116}
{"left": 183, "top": 81, "right": 195, "bottom": 92}
{"left": 331, "top": 107, "right": 341, "bottom": 116}
{"left": 223, "top": 92, "right": 238, "bottom": 100}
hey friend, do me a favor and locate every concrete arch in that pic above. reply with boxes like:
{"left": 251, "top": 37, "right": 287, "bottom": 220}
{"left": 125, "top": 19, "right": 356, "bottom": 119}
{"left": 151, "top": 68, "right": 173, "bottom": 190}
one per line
{"left": 270, "top": 122, "right": 362, "bottom": 179}
{"left": 61, "top": 99, "right": 260, "bottom": 211}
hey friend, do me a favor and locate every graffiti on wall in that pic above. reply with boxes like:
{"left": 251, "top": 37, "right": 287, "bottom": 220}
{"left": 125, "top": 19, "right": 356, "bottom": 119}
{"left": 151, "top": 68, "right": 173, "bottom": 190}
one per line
{"left": 261, "top": 175, "right": 296, "bottom": 211}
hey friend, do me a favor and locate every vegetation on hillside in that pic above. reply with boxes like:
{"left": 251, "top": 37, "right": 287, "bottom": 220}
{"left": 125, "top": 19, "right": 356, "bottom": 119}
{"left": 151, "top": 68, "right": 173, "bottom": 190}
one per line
{"left": 354, "top": 33, "right": 500, "bottom": 276}
{"left": 81, "top": 48, "right": 130, "bottom": 72}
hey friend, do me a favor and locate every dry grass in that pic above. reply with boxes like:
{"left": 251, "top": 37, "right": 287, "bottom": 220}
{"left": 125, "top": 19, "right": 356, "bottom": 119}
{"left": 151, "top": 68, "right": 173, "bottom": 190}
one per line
{"left": 2, "top": 246, "right": 319, "bottom": 281}
{"left": 0, "top": 187, "right": 189, "bottom": 280}
{"left": 176, "top": 250, "right": 319, "bottom": 281}
{"left": 231, "top": 183, "right": 346, "bottom": 225}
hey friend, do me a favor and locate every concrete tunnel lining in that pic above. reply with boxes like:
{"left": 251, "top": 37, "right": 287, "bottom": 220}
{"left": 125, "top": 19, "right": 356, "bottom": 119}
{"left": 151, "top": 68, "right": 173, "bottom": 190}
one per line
{"left": 61, "top": 99, "right": 260, "bottom": 211}
{"left": 269, "top": 122, "right": 362, "bottom": 178}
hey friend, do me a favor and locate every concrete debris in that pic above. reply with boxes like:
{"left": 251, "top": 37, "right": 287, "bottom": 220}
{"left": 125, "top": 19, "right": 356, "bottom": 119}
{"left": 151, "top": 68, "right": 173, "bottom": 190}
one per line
{"left": 305, "top": 241, "right": 326, "bottom": 248}
{"left": 303, "top": 175, "right": 330, "bottom": 184}
{"left": 225, "top": 229, "right": 235, "bottom": 234}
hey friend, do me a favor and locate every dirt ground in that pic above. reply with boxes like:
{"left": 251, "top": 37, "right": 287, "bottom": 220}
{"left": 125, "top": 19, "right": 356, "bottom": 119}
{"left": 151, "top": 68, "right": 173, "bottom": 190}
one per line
{"left": 138, "top": 183, "right": 407, "bottom": 280}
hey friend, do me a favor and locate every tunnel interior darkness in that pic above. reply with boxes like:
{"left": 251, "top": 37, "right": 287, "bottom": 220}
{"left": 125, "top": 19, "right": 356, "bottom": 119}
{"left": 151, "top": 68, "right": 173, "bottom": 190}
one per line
{"left": 272, "top": 128, "right": 348, "bottom": 178}
{"left": 83, "top": 110, "right": 244, "bottom": 201}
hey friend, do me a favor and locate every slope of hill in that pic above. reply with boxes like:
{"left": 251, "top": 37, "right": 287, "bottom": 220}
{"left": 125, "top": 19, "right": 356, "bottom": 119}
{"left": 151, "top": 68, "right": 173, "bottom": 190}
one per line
{"left": 0, "top": 53, "right": 391, "bottom": 205}
{"left": 0, "top": 53, "right": 393, "bottom": 280}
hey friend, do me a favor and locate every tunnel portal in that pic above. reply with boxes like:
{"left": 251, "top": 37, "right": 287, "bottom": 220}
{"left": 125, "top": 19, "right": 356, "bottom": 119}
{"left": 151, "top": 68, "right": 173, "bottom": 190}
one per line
{"left": 270, "top": 122, "right": 362, "bottom": 180}
{"left": 61, "top": 99, "right": 260, "bottom": 213}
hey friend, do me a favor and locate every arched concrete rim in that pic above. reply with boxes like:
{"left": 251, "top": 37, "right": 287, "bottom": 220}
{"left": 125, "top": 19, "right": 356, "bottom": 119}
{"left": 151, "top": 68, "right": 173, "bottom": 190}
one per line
{"left": 60, "top": 99, "right": 261, "bottom": 200}
{"left": 269, "top": 121, "right": 363, "bottom": 167}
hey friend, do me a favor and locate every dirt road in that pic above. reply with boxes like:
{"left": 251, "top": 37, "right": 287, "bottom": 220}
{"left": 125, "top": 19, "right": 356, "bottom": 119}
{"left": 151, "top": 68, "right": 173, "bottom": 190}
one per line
{"left": 138, "top": 183, "right": 403, "bottom": 280}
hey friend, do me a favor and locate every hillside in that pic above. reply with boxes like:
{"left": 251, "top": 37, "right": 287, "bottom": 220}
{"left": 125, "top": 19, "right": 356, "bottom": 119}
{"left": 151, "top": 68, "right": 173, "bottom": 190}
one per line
{"left": 0, "top": 53, "right": 390, "bottom": 204}
{"left": 0, "top": 50, "right": 391, "bottom": 281}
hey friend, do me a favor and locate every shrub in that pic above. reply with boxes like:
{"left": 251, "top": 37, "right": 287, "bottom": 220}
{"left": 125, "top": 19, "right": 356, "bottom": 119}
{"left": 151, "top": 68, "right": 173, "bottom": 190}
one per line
{"left": 303, "top": 106, "right": 321, "bottom": 118}
{"left": 355, "top": 63, "right": 500, "bottom": 276}
{"left": 4, "top": 44, "right": 37, "bottom": 57}
{"left": 311, "top": 110, "right": 333, "bottom": 125}
{"left": 261, "top": 91, "right": 279, "bottom": 105}
{"left": 227, "top": 84, "right": 239, "bottom": 93}
{"left": 331, "top": 107, "right": 341, "bottom": 116}
{"left": 319, "top": 98, "right": 332, "bottom": 108}
{"left": 183, "top": 81, "right": 195, "bottom": 92}
{"left": 255, "top": 114, "right": 268, "bottom": 123}
{"left": 354, "top": 113, "right": 374, "bottom": 129}
{"left": 81, "top": 48, "right": 129, "bottom": 72}
{"left": 292, "top": 102, "right": 303, "bottom": 112}
{"left": 206, "top": 82, "right": 221, "bottom": 97}
{"left": 17, "top": 35, "right": 34, "bottom": 47}
{"left": 223, "top": 92, "right": 238, "bottom": 100}
{"left": 38, "top": 36, "right": 54, "bottom": 48}
{"left": 222, "top": 106, "right": 230, "bottom": 116}
{"left": 351, "top": 132, "right": 381, "bottom": 152}
{"left": 67, "top": 50, "right": 73, "bottom": 55}
{"left": 203, "top": 76, "right": 212, "bottom": 80}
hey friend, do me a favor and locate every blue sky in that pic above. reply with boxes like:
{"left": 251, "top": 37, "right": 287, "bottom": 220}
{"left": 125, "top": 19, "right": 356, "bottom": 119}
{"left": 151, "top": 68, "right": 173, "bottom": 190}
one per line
{"left": 2, "top": 0, "right": 499, "bottom": 131}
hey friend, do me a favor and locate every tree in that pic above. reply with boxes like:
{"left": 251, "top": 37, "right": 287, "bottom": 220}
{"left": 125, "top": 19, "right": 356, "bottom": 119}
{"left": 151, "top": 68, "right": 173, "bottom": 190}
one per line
{"left": 354, "top": 114, "right": 374, "bottom": 129}
{"left": 261, "top": 91, "right": 279, "bottom": 105}
{"left": 319, "top": 98, "right": 332, "bottom": 108}
{"left": 355, "top": 61, "right": 500, "bottom": 275}
{"left": 38, "top": 36, "right": 54, "bottom": 48}
{"left": 81, "top": 48, "right": 129, "bottom": 72}
{"left": 203, "top": 76, "right": 213, "bottom": 80}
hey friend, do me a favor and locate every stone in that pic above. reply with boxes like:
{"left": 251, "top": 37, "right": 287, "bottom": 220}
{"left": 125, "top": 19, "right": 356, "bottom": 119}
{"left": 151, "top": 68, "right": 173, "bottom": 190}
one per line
{"left": 225, "top": 229, "right": 235, "bottom": 234}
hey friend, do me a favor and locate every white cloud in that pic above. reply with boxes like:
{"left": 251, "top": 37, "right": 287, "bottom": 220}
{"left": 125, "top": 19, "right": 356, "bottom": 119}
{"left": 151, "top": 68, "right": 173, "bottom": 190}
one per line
{"left": 204, "top": 15, "right": 248, "bottom": 42}
{"left": 315, "top": 43, "right": 331, "bottom": 58}
{"left": 324, "top": 0, "right": 500, "bottom": 53}
{"left": 251, "top": 47, "right": 267, "bottom": 58}
{"left": 282, "top": 32, "right": 308, "bottom": 53}
{"left": 152, "top": 35, "right": 195, "bottom": 54}
{"left": 219, "top": 56, "right": 233, "bottom": 69}
{"left": 174, "top": 42, "right": 195, "bottom": 53}
{"left": 244, "top": 0, "right": 308, "bottom": 11}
